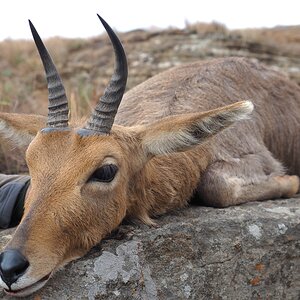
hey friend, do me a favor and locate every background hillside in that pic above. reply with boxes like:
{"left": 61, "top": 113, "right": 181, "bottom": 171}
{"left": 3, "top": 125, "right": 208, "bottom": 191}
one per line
{"left": 0, "top": 23, "right": 300, "bottom": 173}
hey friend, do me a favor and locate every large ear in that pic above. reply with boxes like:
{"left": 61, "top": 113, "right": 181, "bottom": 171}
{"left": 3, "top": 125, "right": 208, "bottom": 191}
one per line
{"left": 139, "top": 101, "right": 254, "bottom": 156}
{"left": 0, "top": 112, "right": 46, "bottom": 148}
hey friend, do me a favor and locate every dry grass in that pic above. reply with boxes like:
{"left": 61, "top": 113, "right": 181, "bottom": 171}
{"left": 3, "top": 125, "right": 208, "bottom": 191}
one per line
{"left": 185, "top": 21, "right": 228, "bottom": 36}
{"left": 233, "top": 26, "right": 300, "bottom": 55}
{"left": 0, "top": 37, "right": 96, "bottom": 172}
{"left": 235, "top": 26, "right": 300, "bottom": 44}
{"left": 0, "top": 37, "right": 93, "bottom": 115}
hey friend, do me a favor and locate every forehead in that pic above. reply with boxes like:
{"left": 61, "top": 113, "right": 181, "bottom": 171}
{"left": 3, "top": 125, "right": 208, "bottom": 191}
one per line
{"left": 26, "top": 129, "right": 123, "bottom": 168}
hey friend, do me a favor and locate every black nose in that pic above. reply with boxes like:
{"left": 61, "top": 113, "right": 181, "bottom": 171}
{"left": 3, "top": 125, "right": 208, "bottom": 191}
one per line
{"left": 0, "top": 249, "right": 29, "bottom": 288}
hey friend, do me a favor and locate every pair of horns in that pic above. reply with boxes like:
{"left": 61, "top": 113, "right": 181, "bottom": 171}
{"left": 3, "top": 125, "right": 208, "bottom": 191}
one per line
{"left": 29, "top": 14, "right": 128, "bottom": 134}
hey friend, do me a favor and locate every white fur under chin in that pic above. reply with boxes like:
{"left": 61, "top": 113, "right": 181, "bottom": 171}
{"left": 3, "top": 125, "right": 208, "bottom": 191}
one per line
{"left": 0, "top": 266, "right": 52, "bottom": 298}
{"left": 4, "top": 277, "right": 50, "bottom": 298}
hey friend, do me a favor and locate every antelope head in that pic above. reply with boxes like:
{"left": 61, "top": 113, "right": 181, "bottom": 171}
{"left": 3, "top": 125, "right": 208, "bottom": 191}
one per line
{"left": 0, "top": 15, "right": 253, "bottom": 297}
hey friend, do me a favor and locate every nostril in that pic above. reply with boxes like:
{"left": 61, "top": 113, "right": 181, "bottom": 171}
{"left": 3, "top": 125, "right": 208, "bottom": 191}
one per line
{"left": 0, "top": 250, "right": 29, "bottom": 288}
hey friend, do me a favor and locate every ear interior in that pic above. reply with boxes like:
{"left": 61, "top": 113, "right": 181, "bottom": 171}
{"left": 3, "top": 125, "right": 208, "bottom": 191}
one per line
{"left": 0, "top": 113, "right": 46, "bottom": 148}
{"left": 140, "top": 101, "right": 254, "bottom": 156}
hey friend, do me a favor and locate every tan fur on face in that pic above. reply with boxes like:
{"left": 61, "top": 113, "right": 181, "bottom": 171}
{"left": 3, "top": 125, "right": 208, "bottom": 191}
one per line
{"left": 6, "top": 129, "right": 132, "bottom": 279}
{"left": 1, "top": 100, "right": 252, "bottom": 284}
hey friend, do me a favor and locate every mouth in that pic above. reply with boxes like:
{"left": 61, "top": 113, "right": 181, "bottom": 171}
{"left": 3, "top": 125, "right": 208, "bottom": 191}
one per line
{"left": 4, "top": 273, "right": 51, "bottom": 297}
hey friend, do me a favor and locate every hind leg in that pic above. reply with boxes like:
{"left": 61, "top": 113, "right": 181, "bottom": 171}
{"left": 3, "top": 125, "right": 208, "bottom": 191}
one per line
{"left": 196, "top": 152, "right": 299, "bottom": 208}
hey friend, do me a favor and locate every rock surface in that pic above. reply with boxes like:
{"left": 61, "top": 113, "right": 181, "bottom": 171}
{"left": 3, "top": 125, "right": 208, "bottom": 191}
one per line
{"left": 0, "top": 197, "right": 299, "bottom": 300}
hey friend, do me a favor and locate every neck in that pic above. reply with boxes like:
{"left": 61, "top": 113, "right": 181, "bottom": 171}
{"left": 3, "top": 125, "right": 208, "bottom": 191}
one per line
{"left": 127, "top": 146, "right": 211, "bottom": 224}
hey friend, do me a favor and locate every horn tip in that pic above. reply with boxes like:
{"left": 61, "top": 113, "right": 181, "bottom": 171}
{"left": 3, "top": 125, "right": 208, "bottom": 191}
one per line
{"left": 28, "top": 19, "right": 36, "bottom": 34}
{"left": 97, "top": 14, "right": 108, "bottom": 28}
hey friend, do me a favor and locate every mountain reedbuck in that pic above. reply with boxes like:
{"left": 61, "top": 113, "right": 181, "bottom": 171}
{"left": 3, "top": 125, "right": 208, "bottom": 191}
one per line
{"left": 0, "top": 15, "right": 299, "bottom": 297}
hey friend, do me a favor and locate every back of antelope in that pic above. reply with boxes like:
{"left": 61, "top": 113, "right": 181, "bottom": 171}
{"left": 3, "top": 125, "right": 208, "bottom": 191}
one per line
{"left": 0, "top": 14, "right": 299, "bottom": 297}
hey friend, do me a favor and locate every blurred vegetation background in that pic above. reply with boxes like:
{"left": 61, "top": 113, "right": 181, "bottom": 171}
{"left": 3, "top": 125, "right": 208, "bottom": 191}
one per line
{"left": 0, "top": 23, "right": 299, "bottom": 173}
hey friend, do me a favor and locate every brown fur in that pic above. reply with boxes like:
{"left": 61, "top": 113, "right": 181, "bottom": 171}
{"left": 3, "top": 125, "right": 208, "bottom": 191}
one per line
{"left": 0, "top": 57, "right": 299, "bottom": 296}
{"left": 117, "top": 57, "right": 300, "bottom": 206}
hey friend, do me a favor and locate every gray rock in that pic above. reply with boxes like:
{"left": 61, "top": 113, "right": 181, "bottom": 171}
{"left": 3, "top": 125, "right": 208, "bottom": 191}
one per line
{"left": 0, "top": 198, "right": 299, "bottom": 299}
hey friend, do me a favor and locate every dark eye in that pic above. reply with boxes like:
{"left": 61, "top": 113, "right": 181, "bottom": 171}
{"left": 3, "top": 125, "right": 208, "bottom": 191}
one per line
{"left": 89, "top": 164, "right": 118, "bottom": 183}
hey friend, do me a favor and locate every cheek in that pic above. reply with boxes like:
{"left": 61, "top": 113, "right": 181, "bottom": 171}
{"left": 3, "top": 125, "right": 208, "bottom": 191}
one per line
{"left": 86, "top": 194, "right": 127, "bottom": 231}
{"left": 64, "top": 183, "right": 129, "bottom": 248}
{"left": 74, "top": 193, "right": 127, "bottom": 245}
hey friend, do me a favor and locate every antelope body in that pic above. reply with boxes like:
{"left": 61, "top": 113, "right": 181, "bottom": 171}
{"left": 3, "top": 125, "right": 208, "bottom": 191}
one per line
{"left": 0, "top": 15, "right": 299, "bottom": 297}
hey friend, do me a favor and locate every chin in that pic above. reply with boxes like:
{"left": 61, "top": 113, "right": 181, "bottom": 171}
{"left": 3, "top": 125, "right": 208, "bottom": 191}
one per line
{"left": 4, "top": 273, "right": 51, "bottom": 298}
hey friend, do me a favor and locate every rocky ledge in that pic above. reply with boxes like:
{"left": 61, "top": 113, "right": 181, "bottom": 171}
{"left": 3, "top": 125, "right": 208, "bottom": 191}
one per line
{"left": 0, "top": 197, "right": 299, "bottom": 299}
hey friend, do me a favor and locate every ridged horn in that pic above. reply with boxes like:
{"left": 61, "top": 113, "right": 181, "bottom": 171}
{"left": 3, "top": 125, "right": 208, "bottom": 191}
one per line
{"left": 84, "top": 14, "right": 128, "bottom": 134}
{"left": 29, "top": 20, "right": 69, "bottom": 128}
